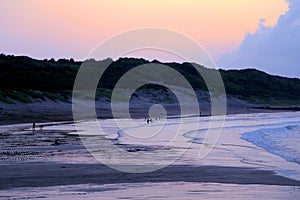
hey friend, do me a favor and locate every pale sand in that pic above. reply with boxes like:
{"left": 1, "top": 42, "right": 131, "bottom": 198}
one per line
{"left": 1, "top": 182, "right": 299, "bottom": 200}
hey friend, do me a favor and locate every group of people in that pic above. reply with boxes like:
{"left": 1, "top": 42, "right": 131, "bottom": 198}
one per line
{"left": 146, "top": 118, "right": 153, "bottom": 124}
{"left": 145, "top": 111, "right": 164, "bottom": 124}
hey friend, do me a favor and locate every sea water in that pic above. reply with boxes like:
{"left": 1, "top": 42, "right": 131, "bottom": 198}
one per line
{"left": 179, "top": 112, "right": 300, "bottom": 166}
{"left": 242, "top": 123, "right": 300, "bottom": 164}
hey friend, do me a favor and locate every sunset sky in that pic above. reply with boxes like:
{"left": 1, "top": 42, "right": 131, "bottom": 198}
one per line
{"left": 1, "top": 0, "right": 299, "bottom": 77}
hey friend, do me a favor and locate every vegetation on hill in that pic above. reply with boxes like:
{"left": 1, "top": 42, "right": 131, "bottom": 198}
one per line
{"left": 0, "top": 54, "right": 300, "bottom": 105}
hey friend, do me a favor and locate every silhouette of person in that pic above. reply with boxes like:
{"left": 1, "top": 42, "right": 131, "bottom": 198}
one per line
{"left": 55, "top": 139, "right": 60, "bottom": 145}
{"left": 32, "top": 122, "right": 36, "bottom": 131}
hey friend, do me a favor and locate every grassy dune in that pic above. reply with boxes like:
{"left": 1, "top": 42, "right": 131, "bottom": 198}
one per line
{"left": 1, "top": 54, "right": 300, "bottom": 106}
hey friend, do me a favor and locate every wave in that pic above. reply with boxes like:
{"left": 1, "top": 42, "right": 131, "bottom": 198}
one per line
{"left": 242, "top": 124, "right": 300, "bottom": 164}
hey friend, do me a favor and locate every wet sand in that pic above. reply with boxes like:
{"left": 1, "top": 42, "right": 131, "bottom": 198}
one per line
{"left": 1, "top": 163, "right": 300, "bottom": 190}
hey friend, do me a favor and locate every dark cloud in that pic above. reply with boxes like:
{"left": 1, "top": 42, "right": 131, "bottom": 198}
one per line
{"left": 219, "top": 0, "right": 300, "bottom": 78}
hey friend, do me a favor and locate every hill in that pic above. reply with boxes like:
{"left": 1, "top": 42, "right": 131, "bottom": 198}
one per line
{"left": 0, "top": 54, "right": 300, "bottom": 106}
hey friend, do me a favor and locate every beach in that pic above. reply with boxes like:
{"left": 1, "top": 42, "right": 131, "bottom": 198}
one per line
{"left": 1, "top": 111, "right": 300, "bottom": 199}
{"left": 0, "top": 96, "right": 291, "bottom": 125}
{"left": 1, "top": 0, "right": 299, "bottom": 198}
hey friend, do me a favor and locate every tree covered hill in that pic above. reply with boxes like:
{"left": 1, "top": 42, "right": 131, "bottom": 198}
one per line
{"left": 0, "top": 54, "right": 300, "bottom": 105}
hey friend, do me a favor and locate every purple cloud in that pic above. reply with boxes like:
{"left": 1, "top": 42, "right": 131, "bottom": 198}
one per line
{"left": 219, "top": 0, "right": 300, "bottom": 78}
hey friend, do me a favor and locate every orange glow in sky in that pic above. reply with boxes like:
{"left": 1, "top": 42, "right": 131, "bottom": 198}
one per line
{"left": 0, "top": 0, "right": 288, "bottom": 60}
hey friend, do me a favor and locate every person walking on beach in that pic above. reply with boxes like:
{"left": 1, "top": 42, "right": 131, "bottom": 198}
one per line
{"left": 32, "top": 122, "right": 36, "bottom": 131}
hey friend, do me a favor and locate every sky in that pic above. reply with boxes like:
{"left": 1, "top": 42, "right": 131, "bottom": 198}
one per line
{"left": 219, "top": 0, "right": 300, "bottom": 78}
{"left": 0, "top": 0, "right": 298, "bottom": 78}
